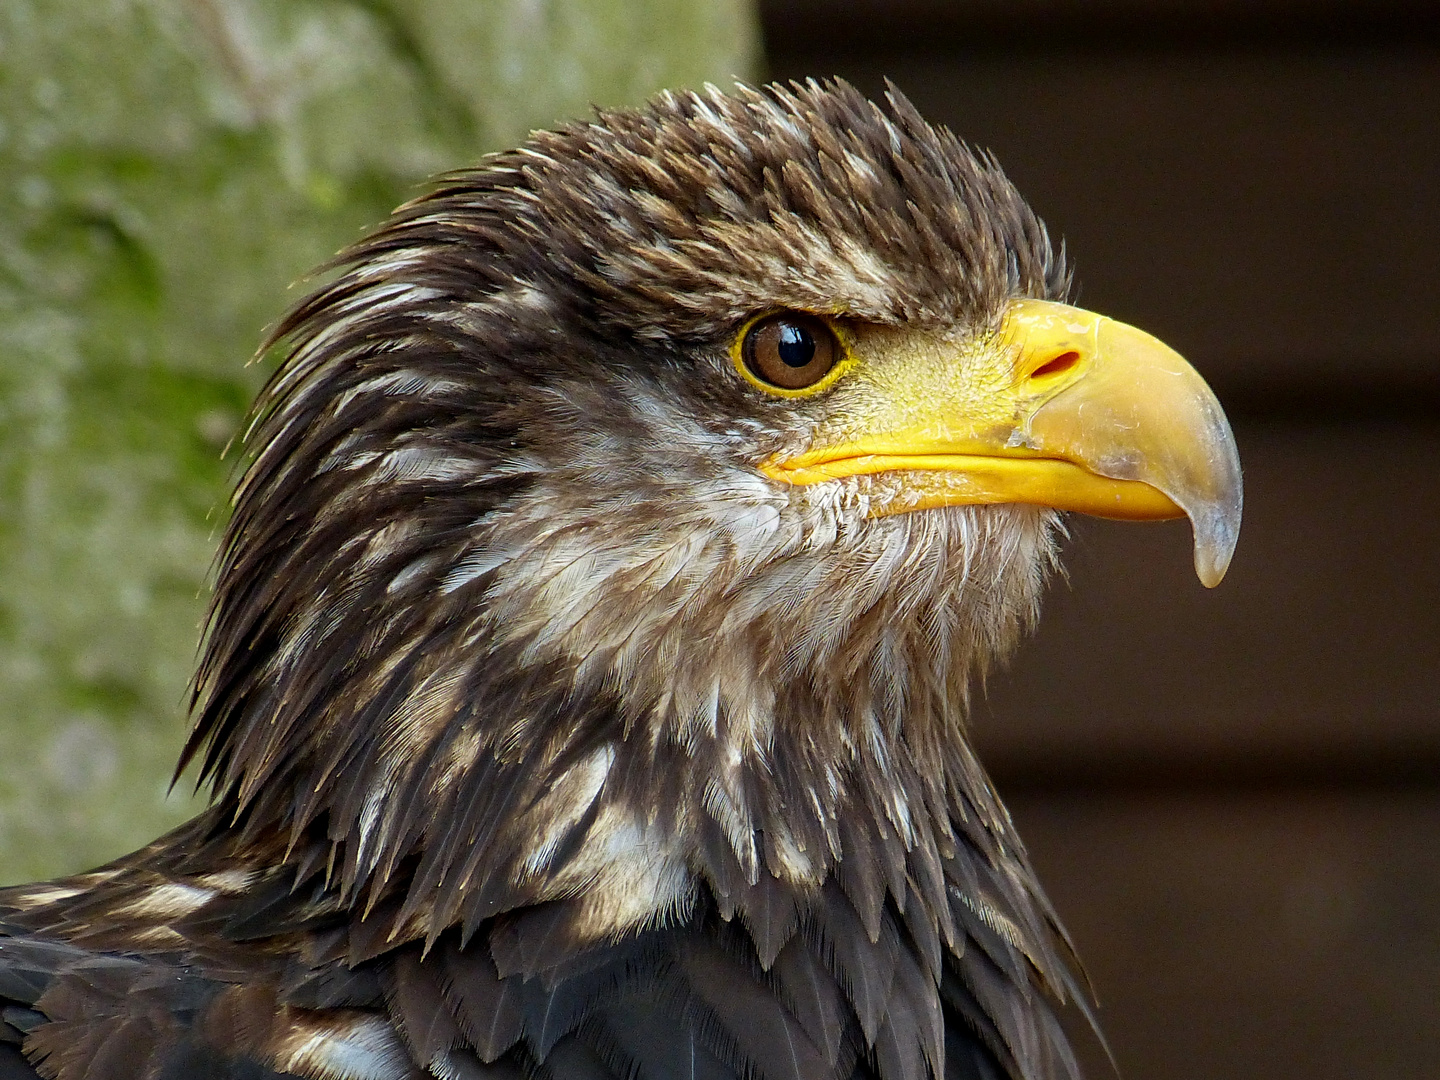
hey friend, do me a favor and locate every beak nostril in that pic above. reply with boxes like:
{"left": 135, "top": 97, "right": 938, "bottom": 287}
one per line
{"left": 1029, "top": 350, "right": 1081, "bottom": 381}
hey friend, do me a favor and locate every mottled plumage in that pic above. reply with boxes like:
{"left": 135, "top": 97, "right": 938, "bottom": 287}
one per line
{"left": 0, "top": 78, "right": 1224, "bottom": 1080}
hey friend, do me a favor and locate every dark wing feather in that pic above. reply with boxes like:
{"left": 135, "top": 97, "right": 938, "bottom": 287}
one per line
{"left": 735, "top": 872, "right": 802, "bottom": 971}
{"left": 835, "top": 815, "right": 886, "bottom": 944}
{"left": 595, "top": 1000, "right": 736, "bottom": 1080}
{"left": 488, "top": 901, "right": 611, "bottom": 984}
{"left": 872, "top": 945, "right": 943, "bottom": 1080}
{"left": 940, "top": 962, "right": 1019, "bottom": 1080}
{"left": 673, "top": 933, "right": 830, "bottom": 1080}
{"left": 768, "top": 938, "right": 848, "bottom": 1068}
{"left": 808, "top": 881, "right": 901, "bottom": 1047}
{"left": 0, "top": 1047, "right": 36, "bottom": 1080}
{"left": 942, "top": 1026, "right": 1009, "bottom": 1080}
{"left": 0, "top": 939, "right": 59, "bottom": 1011}
{"left": 898, "top": 882, "right": 944, "bottom": 986}
{"left": 2, "top": 1009, "right": 44, "bottom": 1043}
{"left": 0, "top": 932, "right": 294, "bottom": 1080}
{"left": 536, "top": 1037, "right": 617, "bottom": 1080}
{"left": 515, "top": 955, "right": 623, "bottom": 1059}
{"left": 953, "top": 947, "right": 1078, "bottom": 1080}
{"left": 387, "top": 950, "right": 464, "bottom": 1070}
{"left": 437, "top": 940, "right": 525, "bottom": 1063}
{"left": 277, "top": 948, "right": 385, "bottom": 1010}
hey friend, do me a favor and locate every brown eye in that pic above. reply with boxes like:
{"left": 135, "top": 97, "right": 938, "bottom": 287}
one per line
{"left": 742, "top": 313, "right": 839, "bottom": 391}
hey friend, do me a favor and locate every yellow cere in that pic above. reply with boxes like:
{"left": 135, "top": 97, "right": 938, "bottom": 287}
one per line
{"left": 834, "top": 322, "right": 1021, "bottom": 443}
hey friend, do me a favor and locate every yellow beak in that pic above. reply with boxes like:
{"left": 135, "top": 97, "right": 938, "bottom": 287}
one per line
{"left": 761, "top": 299, "right": 1243, "bottom": 587}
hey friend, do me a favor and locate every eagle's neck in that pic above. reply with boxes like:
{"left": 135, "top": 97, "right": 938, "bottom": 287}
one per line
{"left": 313, "top": 497, "right": 1058, "bottom": 950}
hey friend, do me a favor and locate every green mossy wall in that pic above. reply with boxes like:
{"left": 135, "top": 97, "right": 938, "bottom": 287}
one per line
{"left": 0, "top": 0, "right": 757, "bottom": 884}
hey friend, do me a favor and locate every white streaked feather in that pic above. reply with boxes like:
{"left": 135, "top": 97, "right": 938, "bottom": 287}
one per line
{"left": 110, "top": 882, "right": 215, "bottom": 921}
{"left": 272, "top": 1013, "right": 412, "bottom": 1080}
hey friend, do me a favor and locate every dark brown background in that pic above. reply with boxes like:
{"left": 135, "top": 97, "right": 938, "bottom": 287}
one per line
{"left": 760, "top": 3, "right": 1439, "bottom": 1077}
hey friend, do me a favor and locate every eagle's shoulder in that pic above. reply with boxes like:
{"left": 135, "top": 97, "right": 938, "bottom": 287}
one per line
{"left": 0, "top": 793, "right": 1078, "bottom": 1080}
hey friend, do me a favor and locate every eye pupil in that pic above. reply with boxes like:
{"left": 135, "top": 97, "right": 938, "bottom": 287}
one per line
{"left": 776, "top": 324, "right": 815, "bottom": 368}
{"left": 740, "top": 313, "right": 840, "bottom": 392}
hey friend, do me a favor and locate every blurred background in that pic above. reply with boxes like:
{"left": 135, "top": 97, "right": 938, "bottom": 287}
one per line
{"left": 0, "top": 1, "right": 1435, "bottom": 1077}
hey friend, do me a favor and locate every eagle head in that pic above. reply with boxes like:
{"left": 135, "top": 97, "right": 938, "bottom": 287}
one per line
{"left": 170, "top": 78, "right": 1239, "bottom": 1058}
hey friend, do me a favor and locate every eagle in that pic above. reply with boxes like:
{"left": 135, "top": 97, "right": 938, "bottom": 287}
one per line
{"left": 0, "top": 80, "right": 1240, "bottom": 1080}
